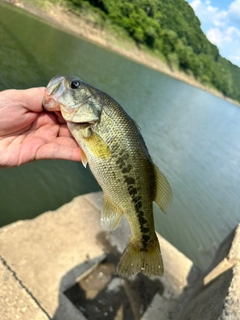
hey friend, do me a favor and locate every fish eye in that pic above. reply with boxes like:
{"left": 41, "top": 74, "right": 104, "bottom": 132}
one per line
{"left": 70, "top": 80, "right": 81, "bottom": 89}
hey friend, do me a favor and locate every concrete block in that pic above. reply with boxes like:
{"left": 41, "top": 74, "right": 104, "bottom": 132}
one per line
{"left": 0, "top": 193, "right": 104, "bottom": 319}
{"left": 2, "top": 192, "right": 237, "bottom": 320}
{"left": 141, "top": 294, "right": 176, "bottom": 320}
{"left": 0, "top": 191, "right": 196, "bottom": 319}
{"left": 0, "top": 258, "right": 49, "bottom": 320}
{"left": 177, "top": 224, "right": 240, "bottom": 320}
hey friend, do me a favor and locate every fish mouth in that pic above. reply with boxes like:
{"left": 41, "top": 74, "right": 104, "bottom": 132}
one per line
{"left": 43, "top": 75, "right": 65, "bottom": 111}
{"left": 43, "top": 94, "right": 61, "bottom": 111}
{"left": 77, "top": 121, "right": 97, "bottom": 128}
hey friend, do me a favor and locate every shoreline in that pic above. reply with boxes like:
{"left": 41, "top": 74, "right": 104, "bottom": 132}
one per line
{"left": 3, "top": 0, "right": 240, "bottom": 107}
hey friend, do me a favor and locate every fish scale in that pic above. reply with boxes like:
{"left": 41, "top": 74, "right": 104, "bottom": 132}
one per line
{"left": 43, "top": 75, "right": 173, "bottom": 278}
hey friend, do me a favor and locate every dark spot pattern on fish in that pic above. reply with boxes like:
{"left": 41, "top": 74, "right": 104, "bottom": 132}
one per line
{"left": 141, "top": 226, "right": 150, "bottom": 233}
{"left": 132, "top": 196, "right": 141, "bottom": 204}
{"left": 114, "top": 149, "right": 151, "bottom": 250}
{"left": 135, "top": 202, "right": 142, "bottom": 211}
{"left": 128, "top": 186, "right": 138, "bottom": 196}
{"left": 121, "top": 165, "right": 132, "bottom": 174}
{"left": 137, "top": 211, "right": 148, "bottom": 227}
{"left": 125, "top": 174, "right": 151, "bottom": 249}
{"left": 141, "top": 234, "right": 151, "bottom": 250}
{"left": 116, "top": 153, "right": 129, "bottom": 167}
{"left": 124, "top": 176, "right": 136, "bottom": 185}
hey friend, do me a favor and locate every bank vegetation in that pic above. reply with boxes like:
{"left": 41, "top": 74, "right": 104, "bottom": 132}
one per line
{"left": 5, "top": 0, "right": 240, "bottom": 104}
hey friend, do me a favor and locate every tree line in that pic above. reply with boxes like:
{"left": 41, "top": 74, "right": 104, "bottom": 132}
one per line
{"left": 65, "top": 0, "right": 240, "bottom": 102}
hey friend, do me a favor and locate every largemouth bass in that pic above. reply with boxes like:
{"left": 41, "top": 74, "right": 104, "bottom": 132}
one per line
{"left": 43, "top": 75, "right": 172, "bottom": 278}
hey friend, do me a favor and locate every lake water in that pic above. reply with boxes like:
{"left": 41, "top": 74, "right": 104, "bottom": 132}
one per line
{"left": 0, "top": 2, "right": 239, "bottom": 270}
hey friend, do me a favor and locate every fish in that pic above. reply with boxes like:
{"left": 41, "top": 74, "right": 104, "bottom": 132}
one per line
{"left": 43, "top": 75, "right": 173, "bottom": 278}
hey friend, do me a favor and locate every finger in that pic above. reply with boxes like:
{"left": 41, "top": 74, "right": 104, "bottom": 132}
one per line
{"left": 21, "top": 87, "right": 46, "bottom": 112}
{"left": 36, "top": 143, "right": 82, "bottom": 162}
{"left": 31, "top": 114, "right": 70, "bottom": 137}
{"left": 1, "top": 87, "right": 46, "bottom": 113}
{"left": 53, "top": 136, "right": 80, "bottom": 148}
{"left": 58, "top": 125, "right": 76, "bottom": 138}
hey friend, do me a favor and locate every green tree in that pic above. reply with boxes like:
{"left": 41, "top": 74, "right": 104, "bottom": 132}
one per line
{"left": 65, "top": 0, "right": 240, "bottom": 102}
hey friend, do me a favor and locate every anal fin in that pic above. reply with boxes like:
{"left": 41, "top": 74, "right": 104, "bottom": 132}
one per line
{"left": 154, "top": 164, "right": 173, "bottom": 213}
{"left": 101, "top": 195, "right": 123, "bottom": 231}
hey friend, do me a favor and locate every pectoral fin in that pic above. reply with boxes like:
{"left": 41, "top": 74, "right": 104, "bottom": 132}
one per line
{"left": 153, "top": 164, "right": 173, "bottom": 213}
{"left": 84, "top": 131, "right": 111, "bottom": 159}
{"left": 101, "top": 195, "right": 123, "bottom": 231}
{"left": 79, "top": 147, "right": 88, "bottom": 168}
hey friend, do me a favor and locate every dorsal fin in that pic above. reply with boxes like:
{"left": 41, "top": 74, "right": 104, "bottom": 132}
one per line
{"left": 153, "top": 164, "right": 172, "bottom": 213}
{"left": 133, "top": 120, "right": 141, "bottom": 131}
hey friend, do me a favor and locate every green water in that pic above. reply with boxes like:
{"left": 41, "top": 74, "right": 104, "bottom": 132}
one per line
{"left": 0, "top": 2, "right": 239, "bottom": 270}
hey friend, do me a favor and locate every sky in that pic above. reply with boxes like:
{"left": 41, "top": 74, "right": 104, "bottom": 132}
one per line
{"left": 185, "top": 0, "right": 240, "bottom": 67}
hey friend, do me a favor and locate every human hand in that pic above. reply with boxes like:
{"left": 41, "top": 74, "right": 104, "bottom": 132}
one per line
{"left": 0, "top": 87, "right": 82, "bottom": 167}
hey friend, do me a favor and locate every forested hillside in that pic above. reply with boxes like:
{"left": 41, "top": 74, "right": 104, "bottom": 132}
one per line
{"left": 64, "top": 0, "right": 240, "bottom": 102}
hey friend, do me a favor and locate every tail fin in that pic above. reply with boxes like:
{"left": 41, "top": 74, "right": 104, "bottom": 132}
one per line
{"left": 117, "top": 236, "right": 164, "bottom": 278}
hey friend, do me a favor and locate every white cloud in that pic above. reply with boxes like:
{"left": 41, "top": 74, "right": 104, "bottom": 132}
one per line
{"left": 229, "top": 0, "right": 240, "bottom": 24}
{"left": 189, "top": 0, "right": 240, "bottom": 66}
{"left": 207, "top": 26, "right": 240, "bottom": 46}
{"left": 206, "top": 28, "right": 225, "bottom": 47}
{"left": 190, "top": 0, "right": 228, "bottom": 28}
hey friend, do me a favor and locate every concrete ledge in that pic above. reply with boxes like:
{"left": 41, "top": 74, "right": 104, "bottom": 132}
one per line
{"left": 0, "top": 193, "right": 105, "bottom": 319}
{"left": 176, "top": 223, "right": 240, "bottom": 320}
{"left": 0, "top": 192, "right": 239, "bottom": 319}
{"left": 0, "top": 258, "right": 49, "bottom": 320}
